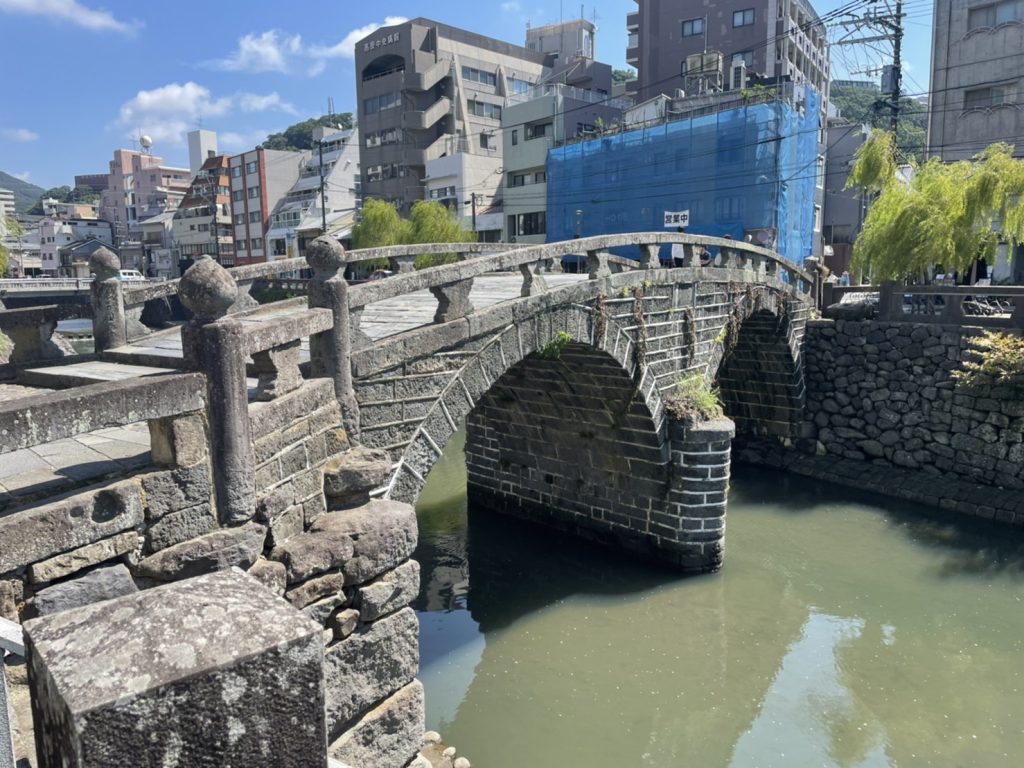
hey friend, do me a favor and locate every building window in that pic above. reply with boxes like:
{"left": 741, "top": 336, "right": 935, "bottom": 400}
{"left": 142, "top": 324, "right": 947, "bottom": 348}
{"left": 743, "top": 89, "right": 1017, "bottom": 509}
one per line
{"left": 468, "top": 100, "right": 502, "bottom": 120}
{"left": 248, "top": 211, "right": 261, "bottom": 223}
{"left": 233, "top": 213, "right": 245, "bottom": 225}
{"left": 248, "top": 186, "right": 260, "bottom": 199}
{"left": 251, "top": 237, "right": 263, "bottom": 250}
{"left": 363, "top": 92, "right": 400, "bottom": 115}
{"left": 236, "top": 239, "right": 247, "bottom": 251}
{"left": 733, "top": 9, "right": 755, "bottom": 27}
{"left": 507, "top": 77, "right": 531, "bottom": 95}
{"left": 814, "top": 204, "right": 822, "bottom": 233}
{"left": 968, "top": 0, "right": 1023, "bottom": 29}
{"left": 231, "top": 166, "right": 242, "bottom": 178}
{"left": 480, "top": 133, "right": 493, "bottom": 150}
{"left": 232, "top": 190, "right": 244, "bottom": 202}
{"left": 525, "top": 122, "right": 550, "bottom": 140}
{"left": 511, "top": 129, "right": 518, "bottom": 146}
{"left": 964, "top": 83, "right": 1016, "bottom": 109}
{"left": 816, "top": 155, "right": 825, "bottom": 189}
{"left": 509, "top": 211, "right": 546, "bottom": 237}
{"left": 462, "top": 66, "right": 497, "bottom": 87}
{"left": 510, "top": 173, "right": 527, "bottom": 187}
{"left": 735, "top": 51, "right": 754, "bottom": 68}
{"left": 245, "top": 161, "right": 258, "bottom": 174}
{"left": 535, "top": 171, "right": 547, "bottom": 183}
{"left": 682, "top": 18, "right": 704, "bottom": 37}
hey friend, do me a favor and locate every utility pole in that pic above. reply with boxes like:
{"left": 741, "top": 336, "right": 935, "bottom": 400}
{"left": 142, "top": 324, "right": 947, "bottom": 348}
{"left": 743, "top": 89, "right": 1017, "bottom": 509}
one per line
{"left": 889, "top": 0, "right": 903, "bottom": 136}
{"left": 318, "top": 139, "right": 328, "bottom": 235}
{"left": 470, "top": 193, "right": 477, "bottom": 232}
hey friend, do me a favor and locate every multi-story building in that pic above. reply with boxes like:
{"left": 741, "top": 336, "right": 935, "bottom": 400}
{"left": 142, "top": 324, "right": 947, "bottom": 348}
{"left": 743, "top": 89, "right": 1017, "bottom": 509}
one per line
{"left": 546, "top": 83, "right": 822, "bottom": 265}
{"left": 98, "top": 149, "right": 190, "bottom": 245}
{"left": 188, "top": 129, "right": 219, "bottom": 178}
{"left": 928, "top": 0, "right": 1024, "bottom": 162}
{"left": 625, "top": 0, "right": 829, "bottom": 103}
{"left": 172, "top": 155, "right": 234, "bottom": 268}
{"left": 821, "top": 117, "right": 869, "bottom": 275}
{"left": 139, "top": 211, "right": 177, "bottom": 278}
{"left": 73, "top": 174, "right": 108, "bottom": 195}
{"left": 501, "top": 83, "right": 630, "bottom": 244}
{"left": 0, "top": 187, "right": 15, "bottom": 225}
{"left": 267, "top": 126, "right": 361, "bottom": 261}
{"left": 355, "top": 18, "right": 553, "bottom": 217}
{"left": 228, "top": 147, "right": 305, "bottom": 266}
{"left": 37, "top": 217, "right": 114, "bottom": 274}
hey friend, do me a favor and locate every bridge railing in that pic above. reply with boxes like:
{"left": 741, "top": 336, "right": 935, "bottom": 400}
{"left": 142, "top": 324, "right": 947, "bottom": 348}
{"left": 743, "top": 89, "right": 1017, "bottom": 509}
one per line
{"left": 345, "top": 233, "right": 814, "bottom": 330}
{"left": 0, "top": 278, "right": 93, "bottom": 292}
{"left": 878, "top": 282, "right": 1024, "bottom": 329}
{"left": 0, "top": 303, "right": 92, "bottom": 372}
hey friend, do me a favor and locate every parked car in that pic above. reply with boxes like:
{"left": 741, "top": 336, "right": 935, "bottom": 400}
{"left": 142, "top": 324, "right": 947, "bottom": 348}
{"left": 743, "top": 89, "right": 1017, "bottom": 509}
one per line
{"left": 117, "top": 270, "right": 146, "bottom": 282}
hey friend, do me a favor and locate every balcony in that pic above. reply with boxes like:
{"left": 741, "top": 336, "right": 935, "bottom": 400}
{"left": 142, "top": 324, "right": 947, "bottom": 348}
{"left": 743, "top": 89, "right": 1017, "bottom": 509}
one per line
{"left": 405, "top": 58, "right": 452, "bottom": 92}
{"left": 402, "top": 97, "right": 451, "bottom": 130}
{"left": 626, "top": 11, "right": 639, "bottom": 30}
{"left": 627, "top": 47, "right": 639, "bottom": 65}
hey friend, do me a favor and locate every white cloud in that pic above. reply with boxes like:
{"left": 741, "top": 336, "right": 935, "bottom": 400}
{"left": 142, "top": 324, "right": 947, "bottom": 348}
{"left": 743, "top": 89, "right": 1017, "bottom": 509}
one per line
{"left": 238, "top": 92, "right": 296, "bottom": 115}
{"left": 501, "top": 1, "right": 521, "bottom": 12}
{"left": 219, "top": 129, "right": 275, "bottom": 153}
{"left": 115, "top": 82, "right": 294, "bottom": 146}
{"left": 12, "top": 171, "right": 31, "bottom": 181}
{"left": 0, "top": 0, "right": 138, "bottom": 33}
{"left": 308, "top": 16, "right": 409, "bottom": 63}
{"left": 2, "top": 128, "right": 38, "bottom": 142}
{"left": 213, "top": 30, "right": 302, "bottom": 73}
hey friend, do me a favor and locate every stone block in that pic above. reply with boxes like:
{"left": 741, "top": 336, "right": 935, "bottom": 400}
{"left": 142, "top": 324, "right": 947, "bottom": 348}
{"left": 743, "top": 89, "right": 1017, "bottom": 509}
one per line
{"left": 29, "top": 532, "right": 138, "bottom": 585}
{"left": 23, "top": 569, "right": 326, "bottom": 768}
{"left": 0, "top": 579, "right": 23, "bottom": 622}
{"left": 271, "top": 528, "right": 355, "bottom": 584}
{"left": 327, "top": 608, "right": 360, "bottom": 642}
{"left": 148, "top": 413, "right": 207, "bottom": 468}
{"left": 141, "top": 465, "right": 213, "bottom": 522}
{"left": 286, "top": 572, "right": 344, "bottom": 609}
{"left": 323, "top": 446, "right": 392, "bottom": 508}
{"left": 27, "top": 564, "right": 137, "bottom": 618}
{"left": 310, "top": 500, "right": 417, "bottom": 585}
{"left": 267, "top": 504, "right": 305, "bottom": 550}
{"left": 247, "top": 558, "right": 287, "bottom": 596}
{"left": 133, "top": 522, "right": 266, "bottom": 582}
{"left": 328, "top": 680, "right": 424, "bottom": 768}
{"left": 357, "top": 560, "right": 420, "bottom": 622}
{"left": 304, "top": 594, "right": 347, "bottom": 626}
{"left": 145, "top": 502, "right": 216, "bottom": 553}
{"left": 0, "top": 480, "right": 144, "bottom": 574}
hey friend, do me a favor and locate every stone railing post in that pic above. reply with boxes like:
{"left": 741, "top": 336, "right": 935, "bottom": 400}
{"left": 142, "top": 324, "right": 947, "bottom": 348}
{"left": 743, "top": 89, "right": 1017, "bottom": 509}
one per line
{"left": 179, "top": 256, "right": 255, "bottom": 525}
{"left": 430, "top": 279, "right": 474, "bottom": 322}
{"left": 388, "top": 254, "right": 417, "bottom": 274}
{"left": 639, "top": 243, "right": 660, "bottom": 270}
{"left": 587, "top": 249, "right": 611, "bottom": 280}
{"left": 253, "top": 340, "right": 303, "bottom": 401}
{"left": 520, "top": 262, "right": 548, "bottom": 297}
{"left": 88, "top": 247, "right": 126, "bottom": 352}
{"left": 878, "top": 281, "right": 897, "bottom": 321}
{"left": 23, "top": 569, "right": 326, "bottom": 768}
{"left": 306, "top": 237, "right": 360, "bottom": 438}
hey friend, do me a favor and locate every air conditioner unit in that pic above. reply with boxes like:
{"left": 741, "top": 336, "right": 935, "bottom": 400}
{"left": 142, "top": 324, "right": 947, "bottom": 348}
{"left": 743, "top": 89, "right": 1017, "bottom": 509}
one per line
{"left": 731, "top": 60, "right": 748, "bottom": 91}
{"left": 674, "top": 88, "right": 686, "bottom": 99}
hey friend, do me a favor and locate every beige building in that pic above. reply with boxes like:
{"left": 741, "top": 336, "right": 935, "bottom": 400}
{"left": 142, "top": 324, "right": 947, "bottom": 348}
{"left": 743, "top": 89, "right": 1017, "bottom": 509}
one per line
{"left": 228, "top": 148, "right": 305, "bottom": 265}
{"left": 172, "top": 155, "right": 234, "bottom": 268}
{"left": 97, "top": 149, "right": 190, "bottom": 245}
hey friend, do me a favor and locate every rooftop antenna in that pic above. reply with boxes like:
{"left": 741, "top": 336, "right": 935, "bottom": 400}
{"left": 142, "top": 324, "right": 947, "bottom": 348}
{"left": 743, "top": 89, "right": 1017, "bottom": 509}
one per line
{"left": 327, "top": 96, "right": 335, "bottom": 116}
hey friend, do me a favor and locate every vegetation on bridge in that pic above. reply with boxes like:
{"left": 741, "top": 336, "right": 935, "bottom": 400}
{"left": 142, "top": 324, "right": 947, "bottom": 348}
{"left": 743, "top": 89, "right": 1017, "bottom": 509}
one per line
{"left": 666, "top": 375, "right": 724, "bottom": 424}
{"left": 847, "top": 132, "right": 1024, "bottom": 282}
{"left": 352, "top": 199, "right": 476, "bottom": 269}
{"left": 953, "top": 331, "right": 1024, "bottom": 393}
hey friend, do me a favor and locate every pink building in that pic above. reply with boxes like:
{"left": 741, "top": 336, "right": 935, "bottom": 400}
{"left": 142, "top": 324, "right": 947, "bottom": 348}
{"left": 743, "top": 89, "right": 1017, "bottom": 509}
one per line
{"left": 98, "top": 149, "right": 190, "bottom": 245}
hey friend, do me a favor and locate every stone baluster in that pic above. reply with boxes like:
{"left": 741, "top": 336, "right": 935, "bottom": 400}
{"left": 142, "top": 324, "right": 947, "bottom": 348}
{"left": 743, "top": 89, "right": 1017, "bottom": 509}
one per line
{"left": 587, "top": 249, "right": 611, "bottom": 280}
{"left": 253, "top": 339, "right": 303, "bottom": 401}
{"left": 179, "top": 256, "right": 255, "bottom": 525}
{"left": 520, "top": 262, "right": 548, "bottom": 297}
{"left": 546, "top": 256, "right": 564, "bottom": 274}
{"left": 306, "top": 237, "right": 360, "bottom": 437}
{"left": 89, "top": 247, "right": 127, "bottom": 353}
{"left": 877, "top": 281, "right": 897, "bottom": 321}
{"left": 229, "top": 277, "right": 261, "bottom": 314}
{"left": 764, "top": 258, "right": 778, "bottom": 278}
{"left": 388, "top": 254, "right": 417, "bottom": 274}
{"left": 639, "top": 244, "right": 660, "bottom": 270}
{"left": 430, "top": 278, "right": 474, "bottom": 323}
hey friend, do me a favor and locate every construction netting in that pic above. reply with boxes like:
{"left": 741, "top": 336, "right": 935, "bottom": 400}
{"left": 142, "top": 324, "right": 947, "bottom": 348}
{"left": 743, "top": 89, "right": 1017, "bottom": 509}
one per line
{"left": 546, "top": 88, "right": 821, "bottom": 266}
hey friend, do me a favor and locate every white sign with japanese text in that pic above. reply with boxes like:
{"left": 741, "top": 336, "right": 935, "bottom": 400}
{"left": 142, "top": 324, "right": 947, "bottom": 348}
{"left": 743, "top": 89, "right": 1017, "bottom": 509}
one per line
{"left": 663, "top": 210, "right": 690, "bottom": 228}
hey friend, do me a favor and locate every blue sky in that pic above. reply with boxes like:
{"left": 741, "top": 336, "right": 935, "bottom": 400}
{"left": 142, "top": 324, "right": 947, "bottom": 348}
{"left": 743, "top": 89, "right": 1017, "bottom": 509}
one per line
{"left": 0, "top": 0, "right": 934, "bottom": 189}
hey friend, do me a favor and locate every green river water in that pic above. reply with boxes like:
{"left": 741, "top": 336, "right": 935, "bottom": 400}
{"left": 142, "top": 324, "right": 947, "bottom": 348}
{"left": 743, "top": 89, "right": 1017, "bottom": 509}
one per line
{"left": 413, "top": 430, "right": 1024, "bottom": 767}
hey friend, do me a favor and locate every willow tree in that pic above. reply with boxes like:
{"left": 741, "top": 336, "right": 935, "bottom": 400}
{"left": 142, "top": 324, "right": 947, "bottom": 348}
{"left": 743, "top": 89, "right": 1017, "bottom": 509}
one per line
{"left": 351, "top": 199, "right": 412, "bottom": 250}
{"left": 408, "top": 200, "right": 477, "bottom": 269}
{"left": 847, "top": 131, "right": 1024, "bottom": 282}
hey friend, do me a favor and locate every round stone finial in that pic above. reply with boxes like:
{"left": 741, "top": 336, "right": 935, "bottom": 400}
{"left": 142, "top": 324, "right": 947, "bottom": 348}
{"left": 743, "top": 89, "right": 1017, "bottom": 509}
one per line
{"left": 89, "top": 246, "right": 121, "bottom": 280}
{"left": 179, "top": 257, "right": 238, "bottom": 322}
{"left": 305, "top": 236, "right": 346, "bottom": 275}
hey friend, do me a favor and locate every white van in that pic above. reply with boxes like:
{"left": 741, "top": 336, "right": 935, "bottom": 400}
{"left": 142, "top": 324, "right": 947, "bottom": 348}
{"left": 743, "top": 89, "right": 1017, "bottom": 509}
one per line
{"left": 117, "top": 270, "right": 146, "bottom": 282}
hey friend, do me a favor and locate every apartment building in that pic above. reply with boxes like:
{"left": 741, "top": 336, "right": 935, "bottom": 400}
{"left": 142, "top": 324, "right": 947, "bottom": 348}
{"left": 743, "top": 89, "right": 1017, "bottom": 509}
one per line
{"left": 228, "top": 148, "right": 305, "bottom": 266}
{"left": 625, "top": 0, "right": 829, "bottom": 103}
{"left": 139, "top": 211, "right": 177, "bottom": 278}
{"left": 266, "top": 126, "right": 361, "bottom": 261}
{"left": 928, "top": 0, "right": 1024, "bottom": 161}
{"left": 97, "top": 149, "right": 190, "bottom": 245}
{"left": 38, "top": 217, "right": 113, "bottom": 274}
{"left": 0, "top": 187, "right": 15, "bottom": 224}
{"left": 172, "top": 155, "right": 234, "bottom": 267}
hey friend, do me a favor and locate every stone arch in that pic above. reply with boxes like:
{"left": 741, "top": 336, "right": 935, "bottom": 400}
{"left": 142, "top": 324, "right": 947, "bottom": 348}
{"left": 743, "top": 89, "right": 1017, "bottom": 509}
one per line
{"left": 709, "top": 287, "right": 806, "bottom": 439}
{"left": 386, "top": 304, "right": 667, "bottom": 502}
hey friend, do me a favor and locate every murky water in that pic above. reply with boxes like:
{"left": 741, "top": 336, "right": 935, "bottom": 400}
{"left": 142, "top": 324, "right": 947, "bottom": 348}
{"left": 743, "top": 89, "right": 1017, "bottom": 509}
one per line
{"left": 414, "top": 430, "right": 1024, "bottom": 767}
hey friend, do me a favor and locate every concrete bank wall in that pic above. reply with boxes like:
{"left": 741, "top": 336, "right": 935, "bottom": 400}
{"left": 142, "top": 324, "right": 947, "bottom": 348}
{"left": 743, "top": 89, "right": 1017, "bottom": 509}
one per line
{"left": 788, "top": 318, "right": 1024, "bottom": 522}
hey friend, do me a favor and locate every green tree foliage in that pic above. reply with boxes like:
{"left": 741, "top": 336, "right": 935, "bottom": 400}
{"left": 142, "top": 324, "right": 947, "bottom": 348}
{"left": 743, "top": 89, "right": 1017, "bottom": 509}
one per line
{"left": 350, "top": 199, "right": 476, "bottom": 269}
{"left": 261, "top": 114, "right": 354, "bottom": 151}
{"left": 27, "top": 185, "right": 99, "bottom": 214}
{"left": 952, "top": 331, "right": 1024, "bottom": 392}
{"left": 611, "top": 68, "right": 636, "bottom": 85}
{"left": 848, "top": 133, "right": 1024, "bottom": 281}
{"left": 829, "top": 84, "right": 928, "bottom": 162}
{"left": 0, "top": 215, "right": 23, "bottom": 275}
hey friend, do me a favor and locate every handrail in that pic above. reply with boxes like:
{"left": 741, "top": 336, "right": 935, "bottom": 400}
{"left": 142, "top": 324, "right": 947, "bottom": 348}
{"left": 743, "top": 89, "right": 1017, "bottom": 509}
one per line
{"left": 122, "top": 257, "right": 308, "bottom": 304}
{"left": 344, "top": 242, "right": 522, "bottom": 265}
{"left": 0, "top": 278, "right": 92, "bottom": 291}
{"left": 347, "top": 233, "right": 811, "bottom": 309}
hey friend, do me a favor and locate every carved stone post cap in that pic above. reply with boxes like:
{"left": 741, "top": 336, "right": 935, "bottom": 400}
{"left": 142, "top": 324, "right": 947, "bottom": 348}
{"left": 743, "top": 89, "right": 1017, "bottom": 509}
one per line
{"left": 179, "top": 256, "right": 238, "bottom": 322}
{"left": 305, "top": 236, "right": 346, "bottom": 274}
{"left": 89, "top": 246, "right": 121, "bottom": 279}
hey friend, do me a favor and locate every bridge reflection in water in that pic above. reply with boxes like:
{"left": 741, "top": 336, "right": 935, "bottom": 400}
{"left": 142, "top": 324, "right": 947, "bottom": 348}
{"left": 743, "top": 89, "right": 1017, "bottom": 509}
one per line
{"left": 414, "top": 429, "right": 1024, "bottom": 768}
